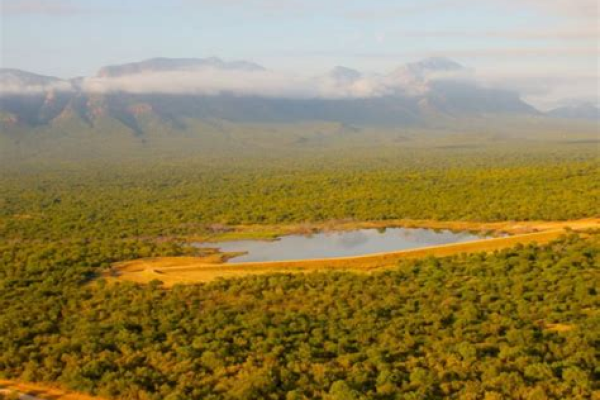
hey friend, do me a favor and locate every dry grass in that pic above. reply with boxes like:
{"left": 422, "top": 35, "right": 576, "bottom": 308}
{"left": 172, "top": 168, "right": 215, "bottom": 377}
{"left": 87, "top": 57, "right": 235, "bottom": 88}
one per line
{"left": 543, "top": 323, "right": 575, "bottom": 333}
{"left": 109, "top": 218, "right": 600, "bottom": 286}
{"left": 0, "top": 380, "right": 104, "bottom": 400}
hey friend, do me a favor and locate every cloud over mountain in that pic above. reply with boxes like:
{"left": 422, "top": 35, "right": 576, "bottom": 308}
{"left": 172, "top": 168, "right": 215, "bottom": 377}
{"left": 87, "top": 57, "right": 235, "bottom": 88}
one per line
{"left": 82, "top": 68, "right": 394, "bottom": 99}
{"left": 0, "top": 69, "right": 75, "bottom": 95}
{"left": 1, "top": 56, "right": 550, "bottom": 132}
{"left": 1, "top": 56, "right": 482, "bottom": 100}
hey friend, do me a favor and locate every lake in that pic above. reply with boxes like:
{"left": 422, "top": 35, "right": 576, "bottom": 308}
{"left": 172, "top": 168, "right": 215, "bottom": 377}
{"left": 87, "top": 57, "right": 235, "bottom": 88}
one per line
{"left": 199, "top": 227, "right": 488, "bottom": 263}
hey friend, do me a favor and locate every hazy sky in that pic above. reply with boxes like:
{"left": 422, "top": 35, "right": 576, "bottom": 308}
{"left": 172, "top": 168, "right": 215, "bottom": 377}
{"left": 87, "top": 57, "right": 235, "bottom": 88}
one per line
{"left": 1, "top": 0, "right": 598, "bottom": 108}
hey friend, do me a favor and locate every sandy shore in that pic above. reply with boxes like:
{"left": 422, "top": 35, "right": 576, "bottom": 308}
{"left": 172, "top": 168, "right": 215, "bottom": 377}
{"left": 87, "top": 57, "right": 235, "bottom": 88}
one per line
{"left": 0, "top": 381, "right": 103, "bottom": 400}
{"left": 110, "top": 218, "right": 599, "bottom": 286}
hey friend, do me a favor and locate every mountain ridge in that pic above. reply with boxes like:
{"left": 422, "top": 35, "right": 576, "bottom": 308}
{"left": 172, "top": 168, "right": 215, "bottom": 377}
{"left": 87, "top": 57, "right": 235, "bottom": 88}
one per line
{"left": 547, "top": 103, "right": 600, "bottom": 120}
{"left": 1, "top": 57, "right": 597, "bottom": 138}
{"left": 96, "top": 57, "right": 266, "bottom": 78}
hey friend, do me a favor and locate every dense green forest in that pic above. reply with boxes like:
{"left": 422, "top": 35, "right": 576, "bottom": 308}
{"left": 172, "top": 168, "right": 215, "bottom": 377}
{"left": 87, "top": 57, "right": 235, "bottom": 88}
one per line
{"left": 1, "top": 147, "right": 599, "bottom": 399}
{"left": 2, "top": 149, "right": 599, "bottom": 242}
{"left": 1, "top": 234, "right": 599, "bottom": 399}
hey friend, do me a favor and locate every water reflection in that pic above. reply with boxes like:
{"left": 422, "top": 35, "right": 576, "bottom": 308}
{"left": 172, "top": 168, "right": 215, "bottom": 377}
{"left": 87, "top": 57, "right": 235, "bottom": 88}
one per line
{"left": 199, "top": 228, "right": 486, "bottom": 263}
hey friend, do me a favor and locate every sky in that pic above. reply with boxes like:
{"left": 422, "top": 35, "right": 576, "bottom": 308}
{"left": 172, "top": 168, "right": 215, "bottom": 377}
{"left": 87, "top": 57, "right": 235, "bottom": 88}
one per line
{"left": 1, "top": 0, "right": 598, "bottom": 109}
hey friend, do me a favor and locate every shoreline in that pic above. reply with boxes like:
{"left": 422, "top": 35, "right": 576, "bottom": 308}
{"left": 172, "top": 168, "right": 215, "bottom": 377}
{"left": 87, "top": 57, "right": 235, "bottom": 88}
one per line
{"left": 193, "top": 217, "right": 599, "bottom": 243}
{"left": 0, "top": 380, "right": 103, "bottom": 400}
{"left": 110, "top": 218, "right": 599, "bottom": 286}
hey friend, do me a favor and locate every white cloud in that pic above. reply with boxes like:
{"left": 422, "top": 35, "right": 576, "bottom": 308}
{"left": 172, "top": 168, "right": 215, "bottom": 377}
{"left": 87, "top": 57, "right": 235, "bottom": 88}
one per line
{"left": 343, "top": 0, "right": 469, "bottom": 20}
{"left": 342, "top": 0, "right": 597, "bottom": 23}
{"left": 395, "top": 27, "right": 600, "bottom": 41}
{"left": 0, "top": 76, "right": 74, "bottom": 95}
{"left": 332, "top": 47, "right": 598, "bottom": 60}
{"left": 80, "top": 68, "right": 395, "bottom": 99}
{"left": 3, "top": 59, "right": 597, "bottom": 109}
{"left": 1, "top": 0, "right": 84, "bottom": 15}
{"left": 180, "top": 0, "right": 313, "bottom": 17}
{"left": 502, "top": 0, "right": 599, "bottom": 19}
{"left": 476, "top": 70, "right": 599, "bottom": 110}
{"left": 78, "top": 62, "right": 479, "bottom": 99}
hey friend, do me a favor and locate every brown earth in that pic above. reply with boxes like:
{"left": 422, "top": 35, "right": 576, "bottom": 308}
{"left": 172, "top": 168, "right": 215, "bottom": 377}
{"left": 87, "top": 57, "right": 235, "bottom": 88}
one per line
{"left": 0, "top": 380, "right": 104, "bottom": 400}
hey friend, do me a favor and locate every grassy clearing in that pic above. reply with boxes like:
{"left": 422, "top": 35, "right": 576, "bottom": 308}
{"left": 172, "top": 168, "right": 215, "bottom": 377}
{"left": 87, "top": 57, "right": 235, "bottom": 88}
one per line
{"left": 110, "top": 219, "right": 599, "bottom": 286}
{"left": 543, "top": 323, "right": 575, "bottom": 333}
{"left": 0, "top": 380, "right": 104, "bottom": 400}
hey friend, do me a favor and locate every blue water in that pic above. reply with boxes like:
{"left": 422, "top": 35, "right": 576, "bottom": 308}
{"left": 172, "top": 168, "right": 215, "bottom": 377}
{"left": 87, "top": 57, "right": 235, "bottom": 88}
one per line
{"left": 198, "top": 227, "right": 486, "bottom": 263}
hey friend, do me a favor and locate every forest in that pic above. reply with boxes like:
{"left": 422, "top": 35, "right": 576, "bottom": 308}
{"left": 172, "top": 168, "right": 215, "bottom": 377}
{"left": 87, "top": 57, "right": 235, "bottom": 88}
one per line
{"left": 1, "top": 234, "right": 598, "bottom": 399}
{"left": 2, "top": 148, "right": 599, "bottom": 242}
{"left": 1, "top": 147, "right": 599, "bottom": 399}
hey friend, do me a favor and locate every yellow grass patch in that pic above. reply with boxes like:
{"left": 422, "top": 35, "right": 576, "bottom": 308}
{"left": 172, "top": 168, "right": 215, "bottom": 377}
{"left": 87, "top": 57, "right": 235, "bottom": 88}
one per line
{"left": 109, "top": 218, "right": 600, "bottom": 286}
{"left": 0, "top": 380, "right": 104, "bottom": 400}
{"left": 543, "top": 323, "right": 575, "bottom": 333}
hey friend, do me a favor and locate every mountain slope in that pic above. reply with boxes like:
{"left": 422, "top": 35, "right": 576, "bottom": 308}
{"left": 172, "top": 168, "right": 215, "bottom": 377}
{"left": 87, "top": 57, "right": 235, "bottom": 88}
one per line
{"left": 547, "top": 103, "right": 600, "bottom": 120}
{"left": 0, "top": 57, "right": 540, "bottom": 134}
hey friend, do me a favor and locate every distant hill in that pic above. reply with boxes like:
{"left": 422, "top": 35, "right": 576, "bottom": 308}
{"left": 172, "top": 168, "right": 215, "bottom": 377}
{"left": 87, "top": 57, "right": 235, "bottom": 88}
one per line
{"left": 0, "top": 68, "right": 69, "bottom": 88}
{"left": 0, "top": 57, "right": 539, "bottom": 131}
{"left": 2, "top": 56, "right": 598, "bottom": 163}
{"left": 547, "top": 103, "right": 600, "bottom": 120}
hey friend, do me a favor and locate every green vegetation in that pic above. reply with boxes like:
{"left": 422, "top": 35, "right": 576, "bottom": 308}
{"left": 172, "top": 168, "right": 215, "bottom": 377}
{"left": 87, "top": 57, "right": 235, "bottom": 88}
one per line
{"left": 2, "top": 150, "right": 599, "bottom": 242}
{"left": 1, "top": 234, "right": 598, "bottom": 399}
{"left": 1, "top": 145, "right": 599, "bottom": 399}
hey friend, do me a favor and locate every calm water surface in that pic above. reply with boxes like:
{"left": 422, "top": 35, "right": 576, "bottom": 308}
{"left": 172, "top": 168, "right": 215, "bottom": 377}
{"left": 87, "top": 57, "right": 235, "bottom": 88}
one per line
{"left": 200, "top": 228, "right": 487, "bottom": 263}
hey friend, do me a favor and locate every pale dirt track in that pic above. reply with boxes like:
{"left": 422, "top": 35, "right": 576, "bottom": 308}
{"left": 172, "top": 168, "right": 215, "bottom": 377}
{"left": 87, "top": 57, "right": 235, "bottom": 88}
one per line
{"left": 0, "top": 381, "right": 103, "bottom": 400}
{"left": 110, "top": 218, "right": 599, "bottom": 286}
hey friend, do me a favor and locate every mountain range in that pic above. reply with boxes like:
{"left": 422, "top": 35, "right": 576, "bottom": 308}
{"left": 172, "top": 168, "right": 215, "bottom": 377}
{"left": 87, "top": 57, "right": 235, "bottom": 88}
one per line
{"left": 4, "top": 57, "right": 597, "bottom": 130}
{"left": 0, "top": 57, "right": 598, "bottom": 162}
